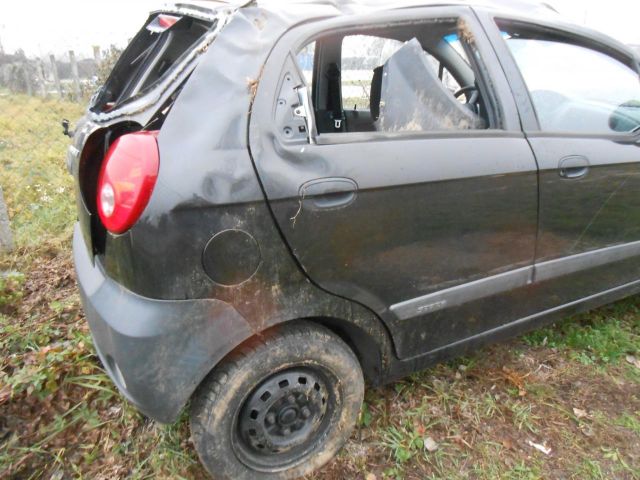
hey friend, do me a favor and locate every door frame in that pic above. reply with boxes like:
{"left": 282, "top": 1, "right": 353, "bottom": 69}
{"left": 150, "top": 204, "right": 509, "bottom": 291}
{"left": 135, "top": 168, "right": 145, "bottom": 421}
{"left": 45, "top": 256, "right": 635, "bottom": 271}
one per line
{"left": 475, "top": 9, "right": 640, "bottom": 290}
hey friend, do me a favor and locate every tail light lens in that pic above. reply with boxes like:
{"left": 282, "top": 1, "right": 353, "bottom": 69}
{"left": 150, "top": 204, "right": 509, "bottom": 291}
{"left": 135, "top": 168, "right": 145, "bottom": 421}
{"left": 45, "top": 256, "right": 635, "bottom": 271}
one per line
{"left": 97, "top": 131, "right": 159, "bottom": 234}
{"left": 147, "top": 14, "right": 182, "bottom": 33}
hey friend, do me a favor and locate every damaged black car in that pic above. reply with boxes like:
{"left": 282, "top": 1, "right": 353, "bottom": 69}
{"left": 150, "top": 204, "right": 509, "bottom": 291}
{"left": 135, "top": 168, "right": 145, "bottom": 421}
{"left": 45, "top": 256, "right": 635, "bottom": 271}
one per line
{"left": 68, "top": 1, "right": 640, "bottom": 478}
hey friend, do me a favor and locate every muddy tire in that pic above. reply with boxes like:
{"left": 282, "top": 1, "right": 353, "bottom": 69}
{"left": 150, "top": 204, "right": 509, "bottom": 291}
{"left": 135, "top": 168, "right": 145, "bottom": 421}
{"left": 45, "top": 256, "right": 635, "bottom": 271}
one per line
{"left": 190, "top": 321, "right": 364, "bottom": 480}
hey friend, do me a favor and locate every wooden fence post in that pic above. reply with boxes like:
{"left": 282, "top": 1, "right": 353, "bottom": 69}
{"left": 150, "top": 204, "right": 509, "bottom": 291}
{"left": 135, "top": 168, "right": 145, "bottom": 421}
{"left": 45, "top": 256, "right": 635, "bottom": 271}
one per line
{"left": 69, "top": 50, "right": 81, "bottom": 101}
{"left": 38, "top": 59, "right": 47, "bottom": 97}
{"left": 0, "top": 186, "right": 13, "bottom": 254}
{"left": 93, "top": 45, "right": 102, "bottom": 64}
{"left": 49, "top": 54, "right": 63, "bottom": 99}
{"left": 22, "top": 62, "right": 32, "bottom": 96}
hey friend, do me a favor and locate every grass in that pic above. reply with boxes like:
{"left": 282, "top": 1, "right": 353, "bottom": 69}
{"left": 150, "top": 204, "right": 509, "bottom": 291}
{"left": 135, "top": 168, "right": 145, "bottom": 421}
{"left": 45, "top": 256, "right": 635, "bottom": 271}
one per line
{"left": 0, "top": 95, "right": 639, "bottom": 479}
{"left": 0, "top": 95, "right": 83, "bottom": 254}
{"left": 524, "top": 299, "right": 640, "bottom": 365}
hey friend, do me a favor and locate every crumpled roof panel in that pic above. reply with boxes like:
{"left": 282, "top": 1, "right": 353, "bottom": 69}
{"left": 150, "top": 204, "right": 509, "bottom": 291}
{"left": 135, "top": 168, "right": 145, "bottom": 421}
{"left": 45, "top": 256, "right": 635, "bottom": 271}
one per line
{"left": 162, "top": 0, "right": 560, "bottom": 24}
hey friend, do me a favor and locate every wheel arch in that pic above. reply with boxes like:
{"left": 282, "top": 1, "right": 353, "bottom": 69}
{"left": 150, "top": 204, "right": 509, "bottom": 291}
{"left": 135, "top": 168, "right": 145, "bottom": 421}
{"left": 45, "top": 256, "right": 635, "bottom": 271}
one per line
{"left": 309, "top": 316, "right": 388, "bottom": 385}
{"left": 190, "top": 313, "right": 394, "bottom": 410}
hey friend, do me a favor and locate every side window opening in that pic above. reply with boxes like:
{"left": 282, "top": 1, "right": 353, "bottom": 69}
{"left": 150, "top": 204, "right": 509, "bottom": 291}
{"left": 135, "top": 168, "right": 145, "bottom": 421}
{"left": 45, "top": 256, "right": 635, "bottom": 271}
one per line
{"left": 497, "top": 20, "right": 640, "bottom": 134}
{"left": 341, "top": 36, "right": 405, "bottom": 110}
{"left": 296, "top": 18, "right": 493, "bottom": 136}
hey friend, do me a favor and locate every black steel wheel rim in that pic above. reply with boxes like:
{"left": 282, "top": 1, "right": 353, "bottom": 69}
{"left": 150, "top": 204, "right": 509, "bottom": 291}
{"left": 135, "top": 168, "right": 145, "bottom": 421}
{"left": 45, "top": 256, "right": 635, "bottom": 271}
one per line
{"left": 232, "top": 366, "right": 337, "bottom": 471}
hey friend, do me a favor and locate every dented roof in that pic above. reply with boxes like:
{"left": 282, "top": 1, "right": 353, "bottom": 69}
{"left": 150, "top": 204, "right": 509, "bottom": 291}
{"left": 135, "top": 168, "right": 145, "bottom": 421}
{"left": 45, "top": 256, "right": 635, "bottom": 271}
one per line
{"left": 161, "top": 0, "right": 561, "bottom": 21}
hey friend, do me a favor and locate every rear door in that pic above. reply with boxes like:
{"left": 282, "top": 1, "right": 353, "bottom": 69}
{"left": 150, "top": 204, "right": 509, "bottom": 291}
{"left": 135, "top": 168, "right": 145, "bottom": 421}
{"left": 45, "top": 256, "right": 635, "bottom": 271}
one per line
{"left": 482, "top": 14, "right": 640, "bottom": 310}
{"left": 251, "top": 7, "right": 540, "bottom": 359}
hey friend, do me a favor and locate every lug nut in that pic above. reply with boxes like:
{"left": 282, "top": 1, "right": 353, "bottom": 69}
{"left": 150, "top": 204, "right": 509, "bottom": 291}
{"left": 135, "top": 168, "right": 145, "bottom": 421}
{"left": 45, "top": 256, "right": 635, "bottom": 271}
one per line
{"left": 282, "top": 427, "right": 291, "bottom": 436}
{"left": 301, "top": 407, "right": 311, "bottom": 419}
{"left": 266, "top": 413, "right": 276, "bottom": 425}
{"left": 287, "top": 394, "right": 296, "bottom": 404}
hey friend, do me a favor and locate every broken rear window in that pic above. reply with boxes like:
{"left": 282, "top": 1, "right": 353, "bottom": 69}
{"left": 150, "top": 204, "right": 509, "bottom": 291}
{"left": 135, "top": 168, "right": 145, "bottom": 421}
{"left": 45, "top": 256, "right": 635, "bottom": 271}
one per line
{"left": 91, "top": 13, "right": 216, "bottom": 113}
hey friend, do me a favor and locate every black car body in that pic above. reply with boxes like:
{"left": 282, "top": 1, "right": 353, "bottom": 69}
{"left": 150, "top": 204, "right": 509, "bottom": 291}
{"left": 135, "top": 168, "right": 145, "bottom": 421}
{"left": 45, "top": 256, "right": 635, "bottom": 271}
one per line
{"left": 70, "top": 1, "right": 640, "bottom": 477}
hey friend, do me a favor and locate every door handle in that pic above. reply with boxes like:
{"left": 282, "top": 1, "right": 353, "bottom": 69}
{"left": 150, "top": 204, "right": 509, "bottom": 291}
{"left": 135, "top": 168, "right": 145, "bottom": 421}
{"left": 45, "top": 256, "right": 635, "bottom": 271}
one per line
{"left": 559, "top": 155, "right": 590, "bottom": 179}
{"left": 299, "top": 177, "right": 358, "bottom": 210}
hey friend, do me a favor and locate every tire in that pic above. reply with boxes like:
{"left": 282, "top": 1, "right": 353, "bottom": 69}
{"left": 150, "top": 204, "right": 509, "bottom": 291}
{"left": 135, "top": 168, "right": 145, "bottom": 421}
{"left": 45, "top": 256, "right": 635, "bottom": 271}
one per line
{"left": 190, "top": 321, "right": 364, "bottom": 480}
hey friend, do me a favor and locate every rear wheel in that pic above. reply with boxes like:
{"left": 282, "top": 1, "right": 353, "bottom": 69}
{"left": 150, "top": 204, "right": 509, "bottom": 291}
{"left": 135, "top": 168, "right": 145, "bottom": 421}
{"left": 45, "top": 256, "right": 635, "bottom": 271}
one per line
{"left": 190, "top": 322, "right": 364, "bottom": 480}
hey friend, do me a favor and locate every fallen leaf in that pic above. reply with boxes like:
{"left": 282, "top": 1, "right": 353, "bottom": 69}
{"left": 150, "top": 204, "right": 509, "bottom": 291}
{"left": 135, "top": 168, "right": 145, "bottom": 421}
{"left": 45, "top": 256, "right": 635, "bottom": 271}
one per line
{"left": 413, "top": 422, "right": 426, "bottom": 436}
{"left": 424, "top": 436, "right": 439, "bottom": 452}
{"left": 527, "top": 440, "right": 552, "bottom": 455}
{"left": 39, "top": 345, "right": 53, "bottom": 355}
{"left": 365, "top": 473, "right": 377, "bottom": 480}
{"left": 573, "top": 407, "right": 588, "bottom": 419}
{"left": 502, "top": 438, "right": 515, "bottom": 450}
{"left": 626, "top": 355, "right": 640, "bottom": 369}
{"left": 0, "top": 386, "right": 10, "bottom": 405}
{"left": 501, "top": 366, "right": 527, "bottom": 397}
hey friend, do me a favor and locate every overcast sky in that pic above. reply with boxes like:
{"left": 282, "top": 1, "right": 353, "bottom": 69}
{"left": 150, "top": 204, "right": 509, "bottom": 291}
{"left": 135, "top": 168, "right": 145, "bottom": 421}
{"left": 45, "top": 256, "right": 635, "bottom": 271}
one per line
{"left": 1, "top": 0, "right": 639, "bottom": 59}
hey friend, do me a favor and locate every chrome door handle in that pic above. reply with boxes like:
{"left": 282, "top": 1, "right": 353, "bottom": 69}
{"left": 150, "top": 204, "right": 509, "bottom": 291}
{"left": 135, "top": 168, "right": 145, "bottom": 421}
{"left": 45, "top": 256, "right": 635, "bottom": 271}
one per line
{"left": 299, "top": 177, "right": 358, "bottom": 210}
{"left": 559, "top": 155, "right": 590, "bottom": 179}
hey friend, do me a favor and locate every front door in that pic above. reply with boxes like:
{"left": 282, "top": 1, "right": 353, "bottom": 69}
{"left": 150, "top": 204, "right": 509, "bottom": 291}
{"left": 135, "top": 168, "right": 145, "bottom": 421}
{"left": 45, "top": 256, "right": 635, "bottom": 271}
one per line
{"left": 487, "top": 17, "right": 640, "bottom": 310}
{"left": 251, "top": 7, "right": 540, "bottom": 359}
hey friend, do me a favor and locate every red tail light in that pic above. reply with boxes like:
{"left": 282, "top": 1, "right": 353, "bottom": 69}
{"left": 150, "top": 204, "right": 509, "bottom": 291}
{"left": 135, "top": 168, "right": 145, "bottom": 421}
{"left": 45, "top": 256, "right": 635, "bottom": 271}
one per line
{"left": 97, "top": 131, "right": 159, "bottom": 234}
{"left": 146, "top": 14, "right": 182, "bottom": 33}
{"left": 158, "top": 14, "right": 180, "bottom": 29}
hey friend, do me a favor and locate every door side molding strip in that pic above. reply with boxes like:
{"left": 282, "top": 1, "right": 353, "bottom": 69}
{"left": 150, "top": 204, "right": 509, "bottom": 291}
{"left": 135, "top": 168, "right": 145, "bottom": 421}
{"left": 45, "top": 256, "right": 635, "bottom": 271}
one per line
{"left": 390, "top": 266, "right": 533, "bottom": 321}
{"left": 391, "top": 240, "right": 640, "bottom": 321}
{"left": 534, "top": 240, "right": 640, "bottom": 282}
{"left": 399, "top": 276, "right": 640, "bottom": 364}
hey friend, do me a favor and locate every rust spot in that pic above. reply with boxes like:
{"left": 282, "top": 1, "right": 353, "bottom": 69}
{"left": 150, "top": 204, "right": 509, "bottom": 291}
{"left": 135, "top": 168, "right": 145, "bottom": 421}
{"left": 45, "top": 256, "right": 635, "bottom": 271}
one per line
{"left": 247, "top": 77, "right": 259, "bottom": 97}
{"left": 253, "top": 14, "right": 267, "bottom": 31}
{"left": 458, "top": 19, "right": 475, "bottom": 45}
{"left": 247, "top": 65, "right": 266, "bottom": 115}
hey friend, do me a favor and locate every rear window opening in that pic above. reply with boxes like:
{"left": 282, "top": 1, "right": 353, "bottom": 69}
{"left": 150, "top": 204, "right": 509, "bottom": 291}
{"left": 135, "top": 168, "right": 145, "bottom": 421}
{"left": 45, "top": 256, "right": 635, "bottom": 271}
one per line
{"left": 91, "top": 13, "right": 215, "bottom": 113}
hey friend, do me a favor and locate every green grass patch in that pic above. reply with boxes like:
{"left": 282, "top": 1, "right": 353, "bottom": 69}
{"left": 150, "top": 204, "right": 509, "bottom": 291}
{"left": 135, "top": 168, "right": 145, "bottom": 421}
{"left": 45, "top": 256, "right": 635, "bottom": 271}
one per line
{"left": 0, "top": 271, "right": 25, "bottom": 309}
{"left": 615, "top": 412, "right": 640, "bottom": 435}
{"left": 0, "top": 95, "right": 84, "bottom": 255}
{"left": 524, "top": 299, "right": 640, "bottom": 364}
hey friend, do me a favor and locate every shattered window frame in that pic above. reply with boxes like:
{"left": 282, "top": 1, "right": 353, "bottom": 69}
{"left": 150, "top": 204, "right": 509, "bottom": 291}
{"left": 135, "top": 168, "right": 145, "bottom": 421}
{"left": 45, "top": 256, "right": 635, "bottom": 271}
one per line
{"left": 295, "top": 14, "right": 502, "bottom": 140}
